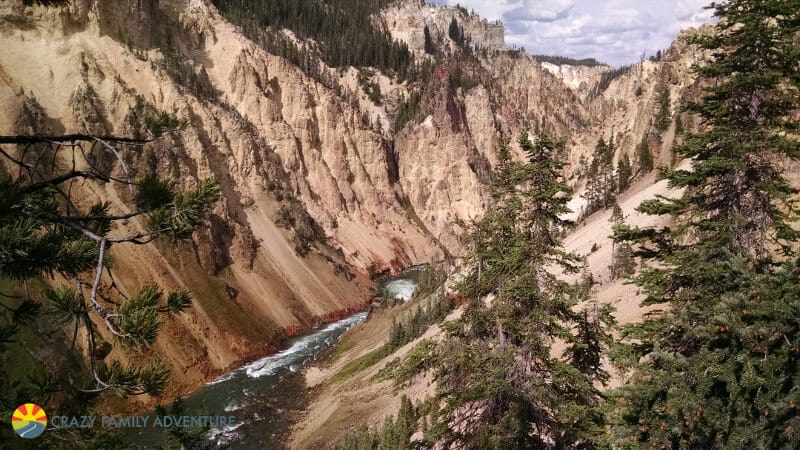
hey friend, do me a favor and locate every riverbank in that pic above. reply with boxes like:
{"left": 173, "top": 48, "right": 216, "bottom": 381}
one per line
{"left": 119, "top": 268, "right": 424, "bottom": 448}
{"left": 121, "top": 312, "right": 369, "bottom": 448}
{"left": 290, "top": 269, "right": 454, "bottom": 448}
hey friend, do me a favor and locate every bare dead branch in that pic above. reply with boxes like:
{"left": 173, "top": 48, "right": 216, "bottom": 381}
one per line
{"left": 60, "top": 210, "right": 144, "bottom": 221}
{"left": 0, "top": 135, "right": 153, "bottom": 145}
{"left": 22, "top": 210, "right": 158, "bottom": 244}
{"left": 93, "top": 137, "right": 134, "bottom": 193}
{"left": 78, "top": 145, "right": 137, "bottom": 186}
{"left": 82, "top": 313, "right": 110, "bottom": 390}
{"left": 23, "top": 170, "right": 108, "bottom": 193}
{"left": 0, "top": 145, "right": 31, "bottom": 169}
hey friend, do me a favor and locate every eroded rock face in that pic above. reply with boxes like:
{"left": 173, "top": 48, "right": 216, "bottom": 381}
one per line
{"left": 539, "top": 61, "right": 610, "bottom": 100}
{"left": 219, "top": 44, "right": 444, "bottom": 271}
{"left": 390, "top": 50, "right": 595, "bottom": 252}
{"left": 0, "top": 0, "right": 707, "bottom": 408}
{"left": 381, "top": 0, "right": 505, "bottom": 56}
{"left": 0, "top": 0, "right": 442, "bottom": 407}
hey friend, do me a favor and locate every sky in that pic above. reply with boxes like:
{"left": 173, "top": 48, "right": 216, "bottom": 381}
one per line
{"left": 434, "top": 0, "right": 717, "bottom": 66}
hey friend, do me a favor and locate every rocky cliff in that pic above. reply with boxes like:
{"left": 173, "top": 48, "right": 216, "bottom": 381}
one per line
{"left": 0, "top": 0, "right": 708, "bottom": 409}
{"left": 0, "top": 0, "right": 443, "bottom": 408}
{"left": 381, "top": 1, "right": 506, "bottom": 57}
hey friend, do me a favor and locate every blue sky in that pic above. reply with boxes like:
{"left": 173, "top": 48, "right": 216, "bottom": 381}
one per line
{"left": 434, "top": 0, "right": 717, "bottom": 66}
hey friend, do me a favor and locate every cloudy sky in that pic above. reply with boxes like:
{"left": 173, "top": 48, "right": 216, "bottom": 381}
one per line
{"left": 434, "top": 0, "right": 716, "bottom": 66}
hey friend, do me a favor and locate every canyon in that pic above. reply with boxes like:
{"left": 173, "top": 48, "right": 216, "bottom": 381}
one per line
{"left": 0, "top": 0, "right": 707, "bottom": 428}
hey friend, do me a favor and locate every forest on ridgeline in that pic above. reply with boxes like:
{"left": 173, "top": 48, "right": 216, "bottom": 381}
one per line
{"left": 211, "top": 0, "right": 416, "bottom": 79}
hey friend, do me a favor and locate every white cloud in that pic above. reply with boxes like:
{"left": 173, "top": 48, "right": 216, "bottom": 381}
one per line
{"left": 508, "top": 0, "right": 576, "bottom": 22}
{"left": 435, "top": 0, "right": 716, "bottom": 66}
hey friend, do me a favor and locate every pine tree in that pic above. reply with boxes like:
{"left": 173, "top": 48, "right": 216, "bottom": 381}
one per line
{"left": 448, "top": 17, "right": 466, "bottom": 49}
{"left": 636, "top": 134, "right": 654, "bottom": 174}
{"left": 0, "top": 131, "right": 219, "bottom": 444}
{"left": 617, "top": 152, "right": 632, "bottom": 193}
{"left": 609, "top": 203, "right": 635, "bottom": 279}
{"left": 583, "top": 137, "right": 617, "bottom": 216}
{"left": 569, "top": 301, "right": 615, "bottom": 385}
{"left": 448, "top": 17, "right": 460, "bottom": 43}
{"left": 23, "top": 0, "right": 70, "bottom": 5}
{"left": 433, "top": 134, "right": 611, "bottom": 448}
{"left": 212, "top": 0, "right": 416, "bottom": 82}
{"left": 654, "top": 80, "right": 671, "bottom": 131}
{"left": 159, "top": 398, "right": 215, "bottom": 450}
{"left": 612, "top": 1, "right": 800, "bottom": 447}
{"left": 423, "top": 24, "right": 435, "bottom": 54}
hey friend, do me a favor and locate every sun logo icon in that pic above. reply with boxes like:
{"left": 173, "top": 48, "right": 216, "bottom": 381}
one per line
{"left": 12, "top": 403, "right": 47, "bottom": 439}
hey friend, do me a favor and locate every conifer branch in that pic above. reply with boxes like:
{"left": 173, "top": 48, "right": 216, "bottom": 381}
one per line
{"left": 1, "top": 130, "right": 216, "bottom": 402}
{"left": 69, "top": 320, "right": 78, "bottom": 351}
{"left": 59, "top": 210, "right": 144, "bottom": 221}
{"left": 22, "top": 210, "right": 157, "bottom": 244}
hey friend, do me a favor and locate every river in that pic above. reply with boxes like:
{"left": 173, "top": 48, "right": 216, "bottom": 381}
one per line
{"left": 123, "top": 268, "right": 420, "bottom": 448}
{"left": 379, "top": 264, "right": 424, "bottom": 301}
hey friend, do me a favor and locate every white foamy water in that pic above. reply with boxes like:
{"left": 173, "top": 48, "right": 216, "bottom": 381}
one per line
{"left": 244, "top": 312, "right": 368, "bottom": 378}
{"left": 123, "top": 311, "right": 371, "bottom": 448}
{"left": 382, "top": 279, "right": 417, "bottom": 301}
{"left": 206, "top": 371, "right": 236, "bottom": 386}
{"left": 209, "top": 422, "right": 244, "bottom": 445}
{"left": 224, "top": 402, "right": 242, "bottom": 412}
{"left": 244, "top": 341, "right": 310, "bottom": 378}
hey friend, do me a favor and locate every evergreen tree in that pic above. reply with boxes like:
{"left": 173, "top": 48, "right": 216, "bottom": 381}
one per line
{"left": 423, "top": 24, "right": 435, "bottom": 54}
{"left": 609, "top": 203, "right": 635, "bottom": 279}
{"left": 583, "top": 137, "right": 617, "bottom": 217}
{"left": 0, "top": 131, "right": 219, "bottom": 444}
{"left": 211, "top": 0, "right": 415, "bottom": 81}
{"left": 448, "top": 17, "right": 467, "bottom": 49}
{"left": 569, "top": 301, "right": 615, "bottom": 385}
{"left": 654, "top": 80, "right": 672, "bottom": 131}
{"left": 433, "top": 134, "right": 611, "bottom": 448}
{"left": 368, "top": 82, "right": 383, "bottom": 105}
{"left": 617, "top": 152, "right": 632, "bottom": 193}
{"left": 158, "top": 398, "right": 215, "bottom": 450}
{"left": 612, "top": 1, "right": 800, "bottom": 447}
{"left": 636, "top": 134, "right": 654, "bottom": 174}
{"left": 448, "top": 17, "right": 461, "bottom": 43}
{"left": 23, "top": 0, "right": 70, "bottom": 5}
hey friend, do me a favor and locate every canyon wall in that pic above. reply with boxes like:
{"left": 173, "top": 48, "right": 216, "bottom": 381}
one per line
{"left": 0, "top": 0, "right": 443, "bottom": 407}
{"left": 0, "top": 0, "right": 708, "bottom": 408}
